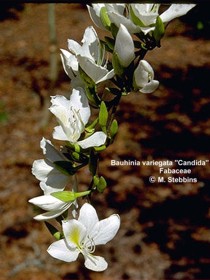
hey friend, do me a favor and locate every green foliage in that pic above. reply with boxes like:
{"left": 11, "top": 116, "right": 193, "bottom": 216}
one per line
{"left": 153, "top": 16, "right": 165, "bottom": 47}
{"left": 112, "top": 51, "right": 124, "bottom": 76}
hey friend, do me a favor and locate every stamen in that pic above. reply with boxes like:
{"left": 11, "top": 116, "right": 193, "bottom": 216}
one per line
{"left": 82, "top": 236, "right": 96, "bottom": 254}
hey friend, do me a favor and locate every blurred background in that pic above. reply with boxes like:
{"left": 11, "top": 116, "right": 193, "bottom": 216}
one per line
{"left": 0, "top": 3, "right": 210, "bottom": 280}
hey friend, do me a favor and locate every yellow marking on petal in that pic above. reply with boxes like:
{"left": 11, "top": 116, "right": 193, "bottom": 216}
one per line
{"left": 69, "top": 226, "right": 80, "bottom": 247}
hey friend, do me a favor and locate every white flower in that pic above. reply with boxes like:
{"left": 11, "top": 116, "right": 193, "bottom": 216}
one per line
{"left": 107, "top": 4, "right": 141, "bottom": 34}
{"left": 88, "top": 4, "right": 196, "bottom": 35}
{"left": 62, "top": 26, "right": 114, "bottom": 84}
{"left": 49, "top": 87, "right": 107, "bottom": 149}
{"left": 28, "top": 194, "right": 72, "bottom": 221}
{"left": 114, "top": 24, "right": 135, "bottom": 67}
{"left": 47, "top": 203, "right": 120, "bottom": 271}
{"left": 32, "top": 137, "right": 70, "bottom": 195}
{"left": 130, "top": 4, "right": 160, "bottom": 34}
{"left": 131, "top": 4, "right": 196, "bottom": 34}
{"left": 87, "top": 4, "right": 127, "bottom": 30}
{"left": 133, "top": 60, "right": 159, "bottom": 93}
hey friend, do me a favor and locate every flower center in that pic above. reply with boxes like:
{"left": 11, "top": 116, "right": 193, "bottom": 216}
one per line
{"left": 69, "top": 107, "right": 84, "bottom": 141}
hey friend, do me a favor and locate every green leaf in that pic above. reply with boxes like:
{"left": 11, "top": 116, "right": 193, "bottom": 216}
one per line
{"left": 51, "top": 190, "right": 91, "bottom": 202}
{"left": 99, "top": 101, "right": 108, "bottom": 133}
{"left": 153, "top": 16, "right": 165, "bottom": 47}
{"left": 110, "top": 23, "right": 119, "bottom": 38}
{"left": 100, "top": 7, "right": 111, "bottom": 29}
{"left": 104, "top": 36, "right": 115, "bottom": 51}
{"left": 54, "top": 161, "right": 75, "bottom": 175}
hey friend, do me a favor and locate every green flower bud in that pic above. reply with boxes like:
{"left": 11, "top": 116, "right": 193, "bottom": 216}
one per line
{"left": 51, "top": 190, "right": 91, "bottom": 203}
{"left": 97, "top": 176, "right": 107, "bottom": 193}
{"left": 99, "top": 101, "right": 108, "bottom": 133}
{"left": 110, "top": 119, "right": 118, "bottom": 138}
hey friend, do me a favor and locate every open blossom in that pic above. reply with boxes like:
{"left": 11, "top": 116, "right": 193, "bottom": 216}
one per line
{"left": 32, "top": 137, "right": 70, "bottom": 195}
{"left": 49, "top": 87, "right": 107, "bottom": 149}
{"left": 133, "top": 60, "right": 159, "bottom": 93}
{"left": 47, "top": 203, "right": 120, "bottom": 271}
{"left": 88, "top": 4, "right": 140, "bottom": 34}
{"left": 131, "top": 4, "right": 196, "bottom": 34}
{"left": 61, "top": 26, "right": 114, "bottom": 84}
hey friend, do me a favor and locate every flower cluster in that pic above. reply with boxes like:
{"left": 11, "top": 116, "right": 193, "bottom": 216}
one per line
{"left": 29, "top": 3, "right": 196, "bottom": 272}
{"left": 88, "top": 4, "right": 196, "bottom": 34}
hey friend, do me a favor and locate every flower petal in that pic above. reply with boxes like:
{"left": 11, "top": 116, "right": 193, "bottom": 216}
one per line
{"left": 47, "top": 239, "right": 79, "bottom": 262}
{"left": 114, "top": 24, "right": 135, "bottom": 67}
{"left": 78, "top": 203, "right": 99, "bottom": 235}
{"left": 52, "top": 125, "right": 69, "bottom": 141}
{"left": 62, "top": 219, "right": 87, "bottom": 249}
{"left": 49, "top": 95, "right": 71, "bottom": 124}
{"left": 29, "top": 195, "right": 72, "bottom": 220}
{"left": 131, "top": 4, "right": 159, "bottom": 26}
{"left": 60, "top": 49, "right": 78, "bottom": 79}
{"left": 49, "top": 95, "right": 76, "bottom": 141}
{"left": 140, "top": 80, "right": 159, "bottom": 93}
{"left": 28, "top": 195, "right": 70, "bottom": 212}
{"left": 82, "top": 26, "right": 100, "bottom": 62}
{"left": 160, "top": 4, "right": 196, "bottom": 23}
{"left": 32, "top": 207, "right": 68, "bottom": 221}
{"left": 84, "top": 254, "right": 108, "bottom": 272}
{"left": 90, "top": 214, "right": 120, "bottom": 245}
{"left": 108, "top": 11, "right": 140, "bottom": 34}
{"left": 32, "top": 159, "right": 69, "bottom": 193}
{"left": 77, "top": 131, "right": 107, "bottom": 149}
{"left": 40, "top": 137, "right": 66, "bottom": 162}
{"left": 67, "top": 39, "right": 81, "bottom": 56}
{"left": 87, "top": 4, "right": 106, "bottom": 30}
{"left": 69, "top": 87, "right": 90, "bottom": 126}
{"left": 32, "top": 159, "right": 53, "bottom": 182}
{"left": 77, "top": 55, "right": 114, "bottom": 84}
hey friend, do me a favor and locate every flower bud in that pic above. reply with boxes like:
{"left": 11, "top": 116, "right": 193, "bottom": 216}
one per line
{"left": 133, "top": 60, "right": 159, "bottom": 93}
{"left": 114, "top": 24, "right": 135, "bottom": 68}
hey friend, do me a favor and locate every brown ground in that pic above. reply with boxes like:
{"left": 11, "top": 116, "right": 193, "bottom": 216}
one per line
{"left": 1, "top": 3, "right": 210, "bottom": 280}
